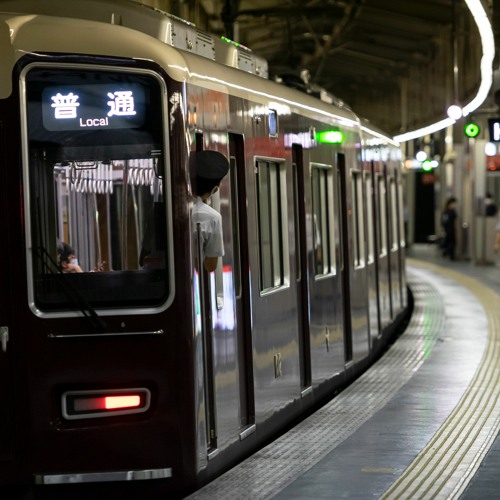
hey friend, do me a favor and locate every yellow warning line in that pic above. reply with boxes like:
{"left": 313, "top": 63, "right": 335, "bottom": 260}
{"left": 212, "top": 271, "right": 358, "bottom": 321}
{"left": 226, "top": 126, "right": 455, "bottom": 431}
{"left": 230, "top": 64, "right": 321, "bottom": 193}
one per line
{"left": 382, "top": 259, "right": 500, "bottom": 499}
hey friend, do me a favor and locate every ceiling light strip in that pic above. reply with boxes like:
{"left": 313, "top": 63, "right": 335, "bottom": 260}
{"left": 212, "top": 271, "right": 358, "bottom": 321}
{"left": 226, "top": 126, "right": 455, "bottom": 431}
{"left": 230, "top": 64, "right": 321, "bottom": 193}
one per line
{"left": 394, "top": 0, "right": 495, "bottom": 143}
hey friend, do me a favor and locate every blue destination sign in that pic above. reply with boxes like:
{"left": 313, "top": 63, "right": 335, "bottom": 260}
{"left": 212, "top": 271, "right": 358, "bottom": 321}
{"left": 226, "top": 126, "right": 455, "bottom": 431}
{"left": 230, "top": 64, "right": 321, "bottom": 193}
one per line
{"left": 42, "top": 83, "right": 146, "bottom": 131}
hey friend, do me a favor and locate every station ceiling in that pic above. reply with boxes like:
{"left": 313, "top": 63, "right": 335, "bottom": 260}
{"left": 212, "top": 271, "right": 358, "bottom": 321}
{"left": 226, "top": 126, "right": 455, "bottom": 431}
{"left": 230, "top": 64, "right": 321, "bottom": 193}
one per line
{"left": 155, "top": 0, "right": 499, "bottom": 136}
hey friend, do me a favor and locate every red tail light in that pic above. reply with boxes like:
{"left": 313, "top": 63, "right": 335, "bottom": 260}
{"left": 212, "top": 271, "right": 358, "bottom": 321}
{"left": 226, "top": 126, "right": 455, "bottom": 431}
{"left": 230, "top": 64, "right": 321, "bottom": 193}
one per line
{"left": 62, "top": 388, "right": 150, "bottom": 420}
{"left": 104, "top": 395, "right": 141, "bottom": 409}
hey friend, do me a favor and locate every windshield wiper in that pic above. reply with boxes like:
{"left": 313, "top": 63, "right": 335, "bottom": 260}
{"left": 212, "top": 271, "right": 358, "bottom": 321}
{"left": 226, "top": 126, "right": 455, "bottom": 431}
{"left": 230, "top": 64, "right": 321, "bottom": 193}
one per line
{"left": 37, "top": 246, "right": 107, "bottom": 331}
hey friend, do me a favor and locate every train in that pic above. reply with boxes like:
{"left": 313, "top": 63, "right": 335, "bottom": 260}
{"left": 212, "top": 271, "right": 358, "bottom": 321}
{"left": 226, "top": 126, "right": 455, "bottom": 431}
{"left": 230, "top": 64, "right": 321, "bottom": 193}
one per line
{"left": 0, "top": 0, "right": 408, "bottom": 496}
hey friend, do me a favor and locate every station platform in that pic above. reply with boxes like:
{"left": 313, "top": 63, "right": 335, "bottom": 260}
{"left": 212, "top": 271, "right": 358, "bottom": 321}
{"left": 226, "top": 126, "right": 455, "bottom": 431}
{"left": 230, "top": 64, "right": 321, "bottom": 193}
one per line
{"left": 187, "top": 245, "right": 500, "bottom": 499}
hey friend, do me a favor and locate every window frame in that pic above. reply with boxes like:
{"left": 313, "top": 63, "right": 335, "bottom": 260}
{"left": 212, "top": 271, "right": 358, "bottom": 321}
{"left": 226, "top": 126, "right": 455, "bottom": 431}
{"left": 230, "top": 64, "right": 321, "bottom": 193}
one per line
{"left": 377, "top": 173, "right": 388, "bottom": 258}
{"left": 19, "top": 62, "right": 174, "bottom": 318}
{"left": 255, "top": 156, "right": 290, "bottom": 295}
{"left": 311, "top": 162, "right": 336, "bottom": 279}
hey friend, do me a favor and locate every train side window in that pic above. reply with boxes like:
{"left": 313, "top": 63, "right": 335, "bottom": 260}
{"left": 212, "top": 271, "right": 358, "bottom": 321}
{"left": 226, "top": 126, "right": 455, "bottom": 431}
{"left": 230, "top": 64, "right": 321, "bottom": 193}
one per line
{"left": 377, "top": 175, "right": 388, "bottom": 257}
{"left": 389, "top": 177, "right": 399, "bottom": 251}
{"left": 292, "top": 159, "right": 301, "bottom": 280}
{"left": 22, "top": 66, "right": 169, "bottom": 313}
{"left": 311, "top": 163, "right": 335, "bottom": 277}
{"left": 364, "top": 172, "right": 375, "bottom": 264}
{"left": 351, "top": 171, "right": 365, "bottom": 269}
{"left": 397, "top": 178, "right": 406, "bottom": 247}
{"left": 255, "top": 158, "right": 289, "bottom": 293}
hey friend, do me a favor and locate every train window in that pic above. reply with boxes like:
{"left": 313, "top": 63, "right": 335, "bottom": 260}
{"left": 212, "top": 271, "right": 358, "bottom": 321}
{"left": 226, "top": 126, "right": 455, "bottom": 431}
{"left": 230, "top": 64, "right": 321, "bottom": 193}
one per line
{"left": 22, "top": 66, "right": 170, "bottom": 312}
{"left": 377, "top": 175, "right": 388, "bottom": 257}
{"left": 398, "top": 180, "right": 406, "bottom": 247}
{"left": 389, "top": 177, "right": 398, "bottom": 250}
{"left": 390, "top": 178, "right": 399, "bottom": 251}
{"left": 351, "top": 171, "right": 365, "bottom": 269}
{"left": 268, "top": 109, "right": 278, "bottom": 138}
{"left": 292, "top": 160, "right": 301, "bottom": 280}
{"left": 365, "top": 172, "right": 375, "bottom": 264}
{"left": 311, "top": 163, "right": 335, "bottom": 277}
{"left": 255, "top": 158, "right": 289, "bottom": 293}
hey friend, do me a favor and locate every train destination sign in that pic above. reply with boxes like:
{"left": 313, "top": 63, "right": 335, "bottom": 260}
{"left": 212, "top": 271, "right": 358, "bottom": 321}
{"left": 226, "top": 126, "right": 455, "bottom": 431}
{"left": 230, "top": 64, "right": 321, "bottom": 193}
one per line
{"left": 42, "top": 83, "right": 146, "bottom": 132}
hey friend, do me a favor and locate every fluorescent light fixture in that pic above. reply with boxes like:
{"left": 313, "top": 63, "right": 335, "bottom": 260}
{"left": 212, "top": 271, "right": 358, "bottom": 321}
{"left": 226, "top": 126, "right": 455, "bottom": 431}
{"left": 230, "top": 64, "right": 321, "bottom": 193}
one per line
{"left": 416, "top": 151, "right": 427, "bottom": 161}
{"left": 447, "top": 104, "right": 463, "bottom": 120}
{"left": 394, "top": 0, "right": 495, "bottom": 142}
{"left": 485, "top": 142, "right": 497, "bottom": 156}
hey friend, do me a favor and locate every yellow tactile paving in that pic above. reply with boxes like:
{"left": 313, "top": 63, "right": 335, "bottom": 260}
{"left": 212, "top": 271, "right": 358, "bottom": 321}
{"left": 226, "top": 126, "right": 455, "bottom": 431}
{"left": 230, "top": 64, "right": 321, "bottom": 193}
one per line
{"left": 382, "top": 258, "right": 500, "bottom": 500}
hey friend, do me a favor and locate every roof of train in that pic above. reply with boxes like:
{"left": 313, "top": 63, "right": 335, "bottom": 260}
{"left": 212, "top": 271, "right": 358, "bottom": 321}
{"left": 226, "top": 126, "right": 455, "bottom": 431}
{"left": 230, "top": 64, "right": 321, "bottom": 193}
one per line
{"left": 0, "top": 0, "right": 398, "bottom": 146}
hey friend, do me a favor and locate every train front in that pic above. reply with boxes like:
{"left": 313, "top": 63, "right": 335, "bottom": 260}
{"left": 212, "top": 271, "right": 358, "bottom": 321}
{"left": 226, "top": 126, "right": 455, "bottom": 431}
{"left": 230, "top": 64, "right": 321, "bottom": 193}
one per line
{"left": 0, "top": 9, "right": 198, "bottom": 494}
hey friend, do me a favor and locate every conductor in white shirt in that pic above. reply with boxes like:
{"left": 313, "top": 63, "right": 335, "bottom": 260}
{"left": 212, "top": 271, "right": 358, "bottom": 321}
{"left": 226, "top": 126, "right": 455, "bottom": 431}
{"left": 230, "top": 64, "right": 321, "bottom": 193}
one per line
{"left": 191, "top": 150, "right": 230, "bottom": 272}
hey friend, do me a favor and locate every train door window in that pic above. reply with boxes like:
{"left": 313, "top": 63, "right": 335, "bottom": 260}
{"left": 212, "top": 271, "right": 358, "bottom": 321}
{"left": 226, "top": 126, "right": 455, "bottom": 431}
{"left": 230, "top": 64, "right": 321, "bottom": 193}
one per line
{"left": 364, "top": 172, "right": 375, "bottom": 264}
{"left": 389, "top": 178, "right": 399, "bottom": 251}
{"left": 377, "top": 175, "right": 388, "bottom": 257}
{"left": 377, "top": 175, "right": 387, "bottom": 257}
{"left": 397, "top": 180, "right": 406, "bottom": 247}
{"left": 292, "top": 159, "right": 301, "bottom": 280}
{"left": 351, "top": 171, "right": 365, "bottom": 269}
{"left": 229, "top": 155, "right": 242, "bottom": 298}
{"left": 255, "top": 158, "right": 289, "bottom": 293}
{"left": 21, "top": 66, "right": 170, "bottom": 313}
{"left": 311, "top": 163, "right": 335, "bottom": 277}
{"left": 335, "top": 167, "right": 344, "bottom": 272}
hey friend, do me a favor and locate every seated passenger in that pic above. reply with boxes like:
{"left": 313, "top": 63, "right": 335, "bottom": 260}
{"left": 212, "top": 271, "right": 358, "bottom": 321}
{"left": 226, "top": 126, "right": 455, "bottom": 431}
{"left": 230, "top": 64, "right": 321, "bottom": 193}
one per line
{"left": 57, "top": 241, "right": 83, "bottom": 273}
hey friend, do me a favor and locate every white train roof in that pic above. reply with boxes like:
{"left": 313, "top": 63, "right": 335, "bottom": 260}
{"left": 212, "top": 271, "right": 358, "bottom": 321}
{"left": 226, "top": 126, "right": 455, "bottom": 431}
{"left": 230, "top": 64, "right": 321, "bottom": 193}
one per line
{"left": 0, "top": 0, "right": 398, "bottom": 145}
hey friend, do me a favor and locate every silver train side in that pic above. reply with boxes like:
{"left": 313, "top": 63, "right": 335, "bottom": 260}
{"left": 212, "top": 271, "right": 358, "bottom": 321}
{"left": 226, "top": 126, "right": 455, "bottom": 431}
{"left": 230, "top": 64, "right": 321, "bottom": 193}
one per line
{"left": 0, "top": 1, "right": 408, "bottom": 495}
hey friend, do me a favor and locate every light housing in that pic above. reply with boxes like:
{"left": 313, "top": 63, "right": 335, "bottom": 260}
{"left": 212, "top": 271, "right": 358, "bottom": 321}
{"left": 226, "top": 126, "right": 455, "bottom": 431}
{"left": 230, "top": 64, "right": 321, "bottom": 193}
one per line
{"left": 62, "top": 388, "right": 151, "bottom": 420}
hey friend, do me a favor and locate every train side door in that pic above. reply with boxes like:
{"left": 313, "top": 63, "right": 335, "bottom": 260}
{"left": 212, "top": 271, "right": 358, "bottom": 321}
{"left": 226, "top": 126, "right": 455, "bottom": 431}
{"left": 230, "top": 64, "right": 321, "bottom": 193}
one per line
{"left": 350, "top": 168, "right": 370, "bottom": 360}
{"left": 0, "top": 121, "right": 15, "bottom": 467}
{"left": 376, "top": 170, "right": 392, "bottom": 329}
{"left": 292, "top": 145, "right": 311, "bottom": 393}
{"left": 308, "top": 160, "right": 345, "bottom": 382}
{"left": 365, "top": 167, "right": 380, "bottom": 341}
{"left": 247, "top": 153, "right": 300, "bottom": 417}
{"left": 388, "top": 175, "right": 402, "bottom": 316}
{"left": 228, "top": 134, "right": 255, "bottom": 437}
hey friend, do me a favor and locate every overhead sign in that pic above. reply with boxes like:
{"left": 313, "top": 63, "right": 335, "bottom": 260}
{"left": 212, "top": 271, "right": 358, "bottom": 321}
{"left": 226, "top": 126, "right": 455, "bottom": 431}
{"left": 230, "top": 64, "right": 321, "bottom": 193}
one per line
{"left": 488, "top": 118, "right": 500, "bottom": 142}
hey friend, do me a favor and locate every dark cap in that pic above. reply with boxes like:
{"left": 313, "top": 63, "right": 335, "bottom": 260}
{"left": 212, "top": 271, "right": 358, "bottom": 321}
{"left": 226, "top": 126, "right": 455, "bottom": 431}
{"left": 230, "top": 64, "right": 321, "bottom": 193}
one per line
{"left": 194, "top": 150, "right": 229, "bottom": 180}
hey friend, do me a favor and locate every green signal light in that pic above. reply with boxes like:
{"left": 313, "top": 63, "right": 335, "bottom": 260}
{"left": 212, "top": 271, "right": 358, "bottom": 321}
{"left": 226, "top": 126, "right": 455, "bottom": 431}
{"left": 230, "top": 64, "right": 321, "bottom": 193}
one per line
{"left": 221, "top": 35, "right": 240, "bottom": 47}
{"left": 316, "top": 130, "right": 344, "bottom": 144}
{"left": 422, "top": 160, "right": 433, "bottom": 171}
{"left": 464, "top": 122, "right": 480, "bottom": 138}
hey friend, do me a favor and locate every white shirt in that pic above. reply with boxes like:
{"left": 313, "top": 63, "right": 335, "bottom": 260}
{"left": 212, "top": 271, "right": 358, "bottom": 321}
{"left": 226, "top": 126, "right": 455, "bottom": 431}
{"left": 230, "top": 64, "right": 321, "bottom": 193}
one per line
{"left": 192, "top": 197, "right": 224, "bottom": 258}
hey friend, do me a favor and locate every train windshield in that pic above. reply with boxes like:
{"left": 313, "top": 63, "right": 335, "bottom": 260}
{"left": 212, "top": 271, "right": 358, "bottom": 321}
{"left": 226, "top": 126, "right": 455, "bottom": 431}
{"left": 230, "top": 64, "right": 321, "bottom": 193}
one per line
{"left": 22, "top": 66, "right": 169, "bottom": 312}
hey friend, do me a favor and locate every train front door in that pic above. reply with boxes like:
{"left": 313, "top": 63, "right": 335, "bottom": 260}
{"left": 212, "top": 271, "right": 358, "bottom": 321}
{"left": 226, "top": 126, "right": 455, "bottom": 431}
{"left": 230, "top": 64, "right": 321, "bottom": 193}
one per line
{"left": 0, "top": 121, "right": 15, "bottom": 469}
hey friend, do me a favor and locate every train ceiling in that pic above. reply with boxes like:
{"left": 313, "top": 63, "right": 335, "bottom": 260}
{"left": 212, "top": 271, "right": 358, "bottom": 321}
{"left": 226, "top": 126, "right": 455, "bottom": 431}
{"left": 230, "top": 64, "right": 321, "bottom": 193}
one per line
{"left": 155, "top": 0, "right": 500, "bottom": 136}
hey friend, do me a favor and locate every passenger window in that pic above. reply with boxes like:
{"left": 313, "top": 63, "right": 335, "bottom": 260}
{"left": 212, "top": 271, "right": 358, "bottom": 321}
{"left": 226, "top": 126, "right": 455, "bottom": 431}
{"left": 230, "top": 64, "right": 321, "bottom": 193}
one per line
{"left": 23, "top": 67, "right": 169, "bottom": 311}
{"left": 311, "top": 163, "right": 335, "bottom": 277}
{"left": 365, "top": 172, "right": 375, "bottom": 264}
{"left": 351, "top": 171, "right": 365, "bottom": 269}
{"left": 292, "top": 157, "right": 301, "bottom": 281}
{"left": 398, "top": 179, "right": 406, "bottom": 247}
{"left": 377, "top": 175, "right": 388, "bottom": 257}
{"left": 390, "top": 178, "right": 399, "bottom": 251}
{"left": 256, "top": 158, "right": 289, "bottom": 292}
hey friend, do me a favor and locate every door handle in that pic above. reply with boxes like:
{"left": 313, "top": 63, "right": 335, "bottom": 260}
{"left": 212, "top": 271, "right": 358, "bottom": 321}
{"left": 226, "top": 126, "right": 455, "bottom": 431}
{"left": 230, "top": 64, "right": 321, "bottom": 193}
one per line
{"left": 1, "top": 326, "right": 8, "bottom": 353}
